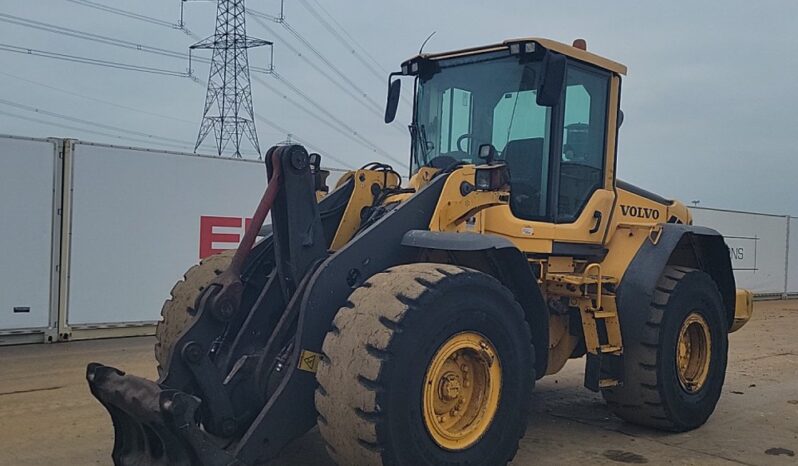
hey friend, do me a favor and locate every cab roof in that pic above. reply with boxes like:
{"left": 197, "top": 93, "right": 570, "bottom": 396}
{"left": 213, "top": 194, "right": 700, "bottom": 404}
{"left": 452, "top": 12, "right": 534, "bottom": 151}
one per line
{"left": 408, "top": 37, "right": 627, "bottom": 76}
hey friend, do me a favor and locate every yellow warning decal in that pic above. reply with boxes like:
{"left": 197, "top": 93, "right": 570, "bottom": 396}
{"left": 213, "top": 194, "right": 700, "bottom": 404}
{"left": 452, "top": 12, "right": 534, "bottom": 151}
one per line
{"left": 298, "top": 350, "right": 321, "bottom": 373}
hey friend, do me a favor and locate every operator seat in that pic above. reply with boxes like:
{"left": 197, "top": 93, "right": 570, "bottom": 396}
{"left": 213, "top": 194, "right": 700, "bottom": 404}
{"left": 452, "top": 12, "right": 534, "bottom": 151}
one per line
{"left": 503, "top": 137, "right": 544, "bottom": 218}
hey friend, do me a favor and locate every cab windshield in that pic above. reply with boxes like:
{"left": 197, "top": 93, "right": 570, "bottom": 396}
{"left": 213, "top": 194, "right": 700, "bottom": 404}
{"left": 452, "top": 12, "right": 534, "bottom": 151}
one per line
{"left": 412, "top": 51, "right": 549, "bottom": 171}
{"left": 412, "top": 50, "right": 609, "bottom": 222}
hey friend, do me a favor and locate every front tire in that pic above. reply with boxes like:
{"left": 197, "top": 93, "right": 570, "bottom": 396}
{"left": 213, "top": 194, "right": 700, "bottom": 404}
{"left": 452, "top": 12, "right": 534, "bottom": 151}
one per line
{"left": 603, "top": 266, "right": 729, "bottom": 431}
{"left": 154, "top": 250, "right": 234, "bottom": 376}
{"left": 315, "top": 264, "right": 535, "bottom": 466}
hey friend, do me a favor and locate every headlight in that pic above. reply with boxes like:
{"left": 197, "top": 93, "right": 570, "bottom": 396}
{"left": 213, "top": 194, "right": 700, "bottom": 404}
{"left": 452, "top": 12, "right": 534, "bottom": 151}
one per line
{"left": 475, "top": 164, "right": 509, "bottom": 191}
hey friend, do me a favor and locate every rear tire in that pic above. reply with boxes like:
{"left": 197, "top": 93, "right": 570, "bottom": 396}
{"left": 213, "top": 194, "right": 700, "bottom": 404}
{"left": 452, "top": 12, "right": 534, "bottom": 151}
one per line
{"left": 154, "top": 250, "right": 234, "bottom": 376}
{"left": 315, "top": 264, "right": 534, "bottom": 466}
{"left": 602, "top": 266, "right": 728, "bottom": 431}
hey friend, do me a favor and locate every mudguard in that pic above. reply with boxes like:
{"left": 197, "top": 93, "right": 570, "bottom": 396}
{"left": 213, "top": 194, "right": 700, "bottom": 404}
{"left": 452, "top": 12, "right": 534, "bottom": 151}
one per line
{"left": 615, "top": 223, "right": 736, "bottom": 347}
{"left": 401, "top": 230, "right": 550, "bottom": 376}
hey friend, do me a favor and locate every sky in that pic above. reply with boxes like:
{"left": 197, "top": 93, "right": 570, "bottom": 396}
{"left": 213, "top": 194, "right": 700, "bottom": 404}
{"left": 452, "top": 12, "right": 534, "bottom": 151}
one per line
{"left": 0, "top": 0, "right": 796, "bottom": 216}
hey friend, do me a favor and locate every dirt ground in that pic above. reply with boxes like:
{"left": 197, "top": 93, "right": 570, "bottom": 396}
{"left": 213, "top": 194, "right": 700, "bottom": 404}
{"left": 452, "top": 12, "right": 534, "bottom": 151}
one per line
{"left": 1, "top": 300, "right": 796, "bottom": 465}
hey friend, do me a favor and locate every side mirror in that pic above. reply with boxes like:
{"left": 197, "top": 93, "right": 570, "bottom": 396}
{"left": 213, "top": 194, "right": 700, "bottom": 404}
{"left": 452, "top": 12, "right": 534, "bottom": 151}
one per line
{"left": 384, "top": 76, "right": 401, "bottom": 123}
{"left": 536, "top": 52, "right": 566, "bottom": 107}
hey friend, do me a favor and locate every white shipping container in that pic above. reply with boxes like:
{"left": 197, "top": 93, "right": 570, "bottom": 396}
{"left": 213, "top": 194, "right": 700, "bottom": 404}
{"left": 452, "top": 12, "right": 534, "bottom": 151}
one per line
{"left": 691, "top": 207, "right": 789, "bottom": 295}
{"left": 0, "top": 136, "right": 59, "bottom": 333}
{"left": 788, "top": 217, "right": 798, "bottom": 294}
{"left": 64, "top": 141, "right": 347, "bottom": 327}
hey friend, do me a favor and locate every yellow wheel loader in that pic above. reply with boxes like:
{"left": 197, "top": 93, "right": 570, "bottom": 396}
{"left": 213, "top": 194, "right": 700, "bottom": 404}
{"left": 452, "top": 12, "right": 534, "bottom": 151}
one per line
{"left": 87, "top": 38, "right": 754, "bottom": 466}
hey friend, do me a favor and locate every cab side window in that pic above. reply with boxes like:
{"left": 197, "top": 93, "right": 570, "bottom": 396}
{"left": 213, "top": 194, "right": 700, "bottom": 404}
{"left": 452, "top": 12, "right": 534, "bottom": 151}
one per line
{"left": 439, "top": 87, "right": 473, "bottom": 154}
{"left": 558, "top": 66, "right": 609, "bottom": 221}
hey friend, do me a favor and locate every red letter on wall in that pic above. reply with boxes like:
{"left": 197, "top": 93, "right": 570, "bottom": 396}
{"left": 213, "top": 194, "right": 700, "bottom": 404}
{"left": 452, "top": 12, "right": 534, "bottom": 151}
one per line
{"left": 199, "top": 216, "right": 241, "bottom": 259}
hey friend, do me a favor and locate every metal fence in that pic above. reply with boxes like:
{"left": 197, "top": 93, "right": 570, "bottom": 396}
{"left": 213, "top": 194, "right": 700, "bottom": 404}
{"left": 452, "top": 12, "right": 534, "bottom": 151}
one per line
{"left": 690, "top": 207, "right": 798, "bottom": 298}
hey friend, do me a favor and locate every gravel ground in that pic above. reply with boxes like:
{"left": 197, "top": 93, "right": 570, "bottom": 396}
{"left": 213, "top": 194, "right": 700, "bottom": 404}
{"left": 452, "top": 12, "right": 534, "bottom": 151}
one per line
{"left": 1, "top": 300, "right": 796, "bottom": 465}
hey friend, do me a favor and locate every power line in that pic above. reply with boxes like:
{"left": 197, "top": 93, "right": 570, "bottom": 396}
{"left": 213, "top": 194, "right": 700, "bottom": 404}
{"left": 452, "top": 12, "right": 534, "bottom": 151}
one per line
{"left": 50, "top": 1, "right": 405, "bottom": 153}
{"left": 248, "top": 14, "right": 384, "bottom": 121}
{"left": 0, "top": 13, "right": 183, "bottom": 59}
{"left": 252, "top": 74, "right": 375, "bottom": 154}
{"left": 0, "top": 13, "right": 272, "bottom": 75}
{"left": 0, "top": 43, "right": 342, "bottom": 163}
{"left": 0, "top": 70, "right": 195, "bottom": 125}
{"left": 307, "top": 0, "right": 389, "bottom": 76}
{"left": 0, "top": 97, "right": 191, "bottom": 146}
{"left": 13, "top": 2, "right": 362, "bottom": 165}
{"left": 189, "top": 79, "right": 347, "bottom": 166}
{"left": 190, "top": 6, "right": 404, "bottom": 164}
{"left": 249, "top": 7, "right": 411, "bottom": 132}
{"left": 0, "top": 107, "right": 261, "bottom": 157}
{"left": 0, "top": 43, "right": 189, "bottom": 77}
{"left": 299, "top": 0, "right": 412, "bottom": 107}
{"left": 66, "top": 0, "right": 202, "bottom": 40}
{"left": 268, "top": 73, "right": 406, "bottom": 167}
{"left": 55, "top": 1, "right": 408, "bottom": 147}
{"left": 261, "top": 12, "right": 407, "bottom": 134}
{"left": 296, "top": 0, "right": 384, "bottom": 82}
{"left": 254, "top": 108, "right": 350, "bottom": 168}
{"left": 281, "top": 17, "right": 385, "bottom": 113}
{"left": 258, "top": 72, "right": 407, "bottom": 168}
{"left": 246, "top": 12, "right": 408, "bottom": 158}
{"left": 65, "top": 0, "right": 177, "bottom": 28}
{"left": 280, "top": 20, "right": 383, "bottom": 114}
{"left": 0, "top": 108, "right": 201, "bottom": 153}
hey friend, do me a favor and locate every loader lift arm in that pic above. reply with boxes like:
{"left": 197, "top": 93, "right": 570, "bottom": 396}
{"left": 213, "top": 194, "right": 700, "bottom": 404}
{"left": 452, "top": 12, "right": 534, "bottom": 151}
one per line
{"left": 87, "top": 144, "right": 457, "bottom": 465}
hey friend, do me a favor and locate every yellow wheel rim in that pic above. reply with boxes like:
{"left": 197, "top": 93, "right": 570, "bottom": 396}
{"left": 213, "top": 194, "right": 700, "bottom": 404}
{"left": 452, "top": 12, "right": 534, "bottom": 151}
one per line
{"left": 676, "top": 312, "right": 712, "bottom": 393}
{"left": 422, "top": 332, "right": 501, "bottom": 450}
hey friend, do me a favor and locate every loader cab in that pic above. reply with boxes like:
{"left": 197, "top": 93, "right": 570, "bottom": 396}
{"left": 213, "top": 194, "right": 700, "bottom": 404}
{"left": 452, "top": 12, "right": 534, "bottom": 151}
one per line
{"left": 399, "top": 38, "right": 626, "bottom": 244}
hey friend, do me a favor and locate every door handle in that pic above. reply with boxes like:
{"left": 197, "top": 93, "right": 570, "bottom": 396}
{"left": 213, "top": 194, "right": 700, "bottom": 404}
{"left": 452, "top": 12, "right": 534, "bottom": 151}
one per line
{"left": 589, "top": 210, "right": 602, "bottom": 234}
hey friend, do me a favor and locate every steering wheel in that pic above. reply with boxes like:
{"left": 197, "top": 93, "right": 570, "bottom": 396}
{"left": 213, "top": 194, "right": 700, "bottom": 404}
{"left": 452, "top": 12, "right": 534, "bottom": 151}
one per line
{"left": 560, "top": 162, "right": 601, "bottom": 180}
{"left": 510, "top": 181, "right": 541, "bottom": 215}
{"left": 426, "top": 155, "right": 460, "bottom": 169}
{"left": 456, "top": 133, "right": 476, "bottom": 152}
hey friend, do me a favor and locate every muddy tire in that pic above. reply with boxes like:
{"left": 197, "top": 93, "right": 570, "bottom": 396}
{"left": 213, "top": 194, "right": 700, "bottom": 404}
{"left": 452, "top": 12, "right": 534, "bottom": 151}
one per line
{"left": 315, "top": 263, "right": 534, "bottom": 466}
{"left": 602, "top": 266, "right": 729, "bottom": 431}
{"left": 154, "top": 250, "right": 235, "bottom": 376}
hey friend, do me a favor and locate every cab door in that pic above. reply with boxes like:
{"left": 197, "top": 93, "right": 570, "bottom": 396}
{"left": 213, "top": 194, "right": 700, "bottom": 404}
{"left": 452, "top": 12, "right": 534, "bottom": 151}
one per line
{"left": 484, "top": 61, "right": 620, "bottom": 252}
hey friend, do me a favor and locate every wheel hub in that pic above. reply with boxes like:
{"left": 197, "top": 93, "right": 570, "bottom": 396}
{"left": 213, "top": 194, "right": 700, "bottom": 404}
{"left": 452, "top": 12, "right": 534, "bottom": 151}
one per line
{"left": 676, "top": 312, "right": 712, "bottom": 393}
{"left": 423, "top": 332, "right": 502, "bottom": 451}
{"left": 439, "top": 372, "right": 462, "bottom": 401}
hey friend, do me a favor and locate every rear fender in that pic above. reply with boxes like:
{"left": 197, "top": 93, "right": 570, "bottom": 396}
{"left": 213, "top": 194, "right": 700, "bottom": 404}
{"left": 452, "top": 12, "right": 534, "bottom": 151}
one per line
{"left": 400, "top": 230, "right": 550, "bottom": 377}
{"left": 616, "top": 224, "right": 736, "bottom": 347}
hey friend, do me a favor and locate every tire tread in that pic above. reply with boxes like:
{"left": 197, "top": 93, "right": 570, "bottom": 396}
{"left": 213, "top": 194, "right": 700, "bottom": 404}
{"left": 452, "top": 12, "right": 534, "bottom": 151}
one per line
{"left": 154, "top": 250, "right": 235, "bottom": 375}
{"left": 602, "top": 265, "right": 726, "bottom": 432}
{"left": 315, "top": 263, "right": 532, "bottom": 465}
